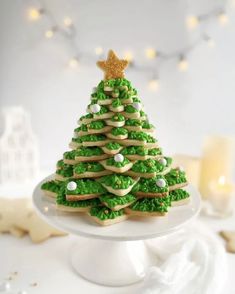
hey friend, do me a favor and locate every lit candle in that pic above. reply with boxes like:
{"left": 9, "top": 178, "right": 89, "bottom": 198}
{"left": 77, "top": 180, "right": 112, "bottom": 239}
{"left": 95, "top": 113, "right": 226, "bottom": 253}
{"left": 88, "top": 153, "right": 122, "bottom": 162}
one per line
{"left": 208, "top": 176, "right": 234, "bottom": 216}
{"left": 199, "top": 135, "right": 235, "bottom": 199}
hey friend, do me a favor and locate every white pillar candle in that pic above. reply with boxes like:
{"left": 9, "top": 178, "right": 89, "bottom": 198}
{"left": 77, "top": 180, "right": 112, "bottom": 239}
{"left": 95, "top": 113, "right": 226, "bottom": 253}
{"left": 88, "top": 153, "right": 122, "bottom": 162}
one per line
{"left": 199, "top": 136, "right": 235, "bottom": 199}
{"left": 208, "top": 176, "right": 234, "bottom": 216}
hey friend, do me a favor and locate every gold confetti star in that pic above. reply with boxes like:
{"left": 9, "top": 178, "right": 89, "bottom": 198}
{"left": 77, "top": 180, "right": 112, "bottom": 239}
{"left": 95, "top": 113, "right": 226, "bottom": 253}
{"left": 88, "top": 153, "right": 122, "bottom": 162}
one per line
{"left": 97, "top": 50, "right": 129, "bottom": 80}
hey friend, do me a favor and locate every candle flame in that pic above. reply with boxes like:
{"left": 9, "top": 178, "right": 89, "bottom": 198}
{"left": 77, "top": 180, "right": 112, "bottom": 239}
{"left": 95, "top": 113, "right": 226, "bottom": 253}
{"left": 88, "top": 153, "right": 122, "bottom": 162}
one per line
{"left": 218, "top": 176, "right": 226, "bottom": 186}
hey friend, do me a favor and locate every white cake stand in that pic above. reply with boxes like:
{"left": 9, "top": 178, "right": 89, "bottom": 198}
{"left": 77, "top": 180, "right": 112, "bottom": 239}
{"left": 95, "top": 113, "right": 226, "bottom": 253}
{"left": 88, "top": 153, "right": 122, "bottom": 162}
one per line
{"left": 32, "top": 176, "right": 201, "bottom": 287}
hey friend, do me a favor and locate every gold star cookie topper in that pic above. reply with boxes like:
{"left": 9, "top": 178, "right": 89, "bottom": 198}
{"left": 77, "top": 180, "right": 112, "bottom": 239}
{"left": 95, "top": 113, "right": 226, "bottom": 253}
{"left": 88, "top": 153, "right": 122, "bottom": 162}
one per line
{"left": 97, "top": 50, "right": 129, "bottom": 80}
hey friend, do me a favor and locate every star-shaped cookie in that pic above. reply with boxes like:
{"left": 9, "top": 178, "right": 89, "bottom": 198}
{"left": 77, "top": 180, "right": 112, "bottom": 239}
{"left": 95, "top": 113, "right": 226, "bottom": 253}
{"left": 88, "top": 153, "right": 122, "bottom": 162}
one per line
{"left": 97, "top": 50, "right": 129, "bottom": 80}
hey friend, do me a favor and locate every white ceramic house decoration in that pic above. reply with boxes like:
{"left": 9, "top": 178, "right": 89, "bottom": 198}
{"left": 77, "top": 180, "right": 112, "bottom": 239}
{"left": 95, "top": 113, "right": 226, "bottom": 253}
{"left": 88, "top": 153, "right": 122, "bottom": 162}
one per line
{"left": 0, "top": 106, "right": 40, "bottom": 184}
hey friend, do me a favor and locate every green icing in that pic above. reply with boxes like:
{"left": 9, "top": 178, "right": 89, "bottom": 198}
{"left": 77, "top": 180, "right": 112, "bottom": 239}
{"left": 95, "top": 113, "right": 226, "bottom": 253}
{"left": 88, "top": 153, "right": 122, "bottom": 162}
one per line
{"left": 63, "top": 150, "right": 77, "bottom": 160}
{"left": 128, "top": 131, "right": 156, "bottom": 143}
{"left": 75, "top": 124, "right": 87, "bottom": 132}
{"left": 169, "top": 189, "right": 190, "bottom": 201}
{"left": 119, "top": 91, "right": 132, "bottom": 100}
{"left": 115, "top": 78, "right": 131, "bottom": 88}
{"left": 106, "top": 157, "right": 130, "bottom": 168}
{"left": 112, "top": 98, "right": 122, "bottom": 108}
{"left": 88, "top": 120, "right": 106, "bottom": 130}
{"left": 104, "top": 79, "right": 116, "bottom": 87}
{"left": 57, "top": 159, "right": 65, "bottom": 168}
{"left": 41, "top": 180, "right": 61, "bottom": 193}
{"left": 128, "top": 131, "right": 147, "bottom": 141}
{"left": 111, "top": 127, "right": 128, "bottom": 136}
{"left": 132, "top": 159, "right": 163, "bottom": 173}
{"left": 90, "top": 206, "right": 124, "bottom": 220}
{"left": 138, "top": 176, "right": 168, "bottom": 193}
{"left": 142, "top": 121, "right": 154, "bottom": 130}
{"left": 165, "top": 169, "right": 187, "bottom": 186}
{"left": 80, "top": 113, "right": 93, "bottom": 120}
{"left": 80, "top": 134, "right": 106, "bottom": 142}
{"left": 98, "top": 174, "right": 135, "bottom": 190}
{"left": 130, "top": 197, "right": 171, "bottom": 213}
{"left": 125, "top": 119, "right": 142, "bottom": 127}
{"left": 111, "top": 113, "right": 125, "bottom": 122}
{"left": 105, "top": 142, "right": 121, "bottom": 150}
{"left": 121, "top": 146, "right": 148, "bottom": 156}
{"left": 125, "top": 105, "right": 138, "bottom": 113}
{"left": 72, "top": 137, "right": 82, "bottom": 143}
{"left": 140, "top": 110, "right": 146, "bottom": 117}
{"left": 74, "top": 162, "right": 104, "bottom": 174}
{"left": 57, "top": 188, "right": 101, "bottom": 207}
{"left": 56, "top": 165, "right": 73, "bottom": 178}
{"left": 65, "top": 179, "right": 106, "bottom": 195}
{"left": 96, "top": 92, "right": 108, "bottom": 100}
{"left": 132, "top": 97, "right": 141, "bottom": 102}
{"left": 100, "top": 193, "right": 136, "bottom": 208}
{"left": 131, "top": 157, "right": 172, "bottom": 173}
{"left": 148, "top": 148, "right": 162, "bottom": 156}
{"left": 121, "top": 147, "right": 162, "bottom": 157}
{"left": 76, "top": 147, "right": 104, "bottom": 157}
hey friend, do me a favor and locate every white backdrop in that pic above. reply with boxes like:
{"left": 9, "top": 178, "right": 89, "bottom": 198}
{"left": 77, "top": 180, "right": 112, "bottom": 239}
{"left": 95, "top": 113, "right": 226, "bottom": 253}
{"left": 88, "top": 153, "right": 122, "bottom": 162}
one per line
{"left": 0, "top": 0, "right": 235, "bottom": 170}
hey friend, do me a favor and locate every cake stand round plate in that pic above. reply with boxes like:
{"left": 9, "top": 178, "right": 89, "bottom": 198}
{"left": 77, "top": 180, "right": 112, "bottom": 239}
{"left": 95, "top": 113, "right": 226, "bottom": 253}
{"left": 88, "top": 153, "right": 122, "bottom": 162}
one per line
{"left": 33, "top": 176, "right": 201, "bottom": 287}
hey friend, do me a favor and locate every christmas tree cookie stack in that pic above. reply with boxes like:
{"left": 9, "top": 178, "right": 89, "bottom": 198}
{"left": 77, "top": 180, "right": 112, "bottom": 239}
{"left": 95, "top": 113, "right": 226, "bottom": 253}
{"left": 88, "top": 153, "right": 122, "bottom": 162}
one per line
{"left": 41, "top": 50, "right": 190, "bottom": 226}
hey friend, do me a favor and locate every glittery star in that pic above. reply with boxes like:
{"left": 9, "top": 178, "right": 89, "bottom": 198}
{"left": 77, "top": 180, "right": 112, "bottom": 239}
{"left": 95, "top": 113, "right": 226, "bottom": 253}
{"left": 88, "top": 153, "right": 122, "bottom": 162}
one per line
{"left": 97, "top": 50, "right": 129, "bottom": 80}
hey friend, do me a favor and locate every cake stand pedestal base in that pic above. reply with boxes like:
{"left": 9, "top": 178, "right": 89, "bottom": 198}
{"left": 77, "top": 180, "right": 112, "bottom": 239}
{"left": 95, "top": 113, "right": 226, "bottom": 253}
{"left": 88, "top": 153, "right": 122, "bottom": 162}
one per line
{"left": 70, "top": 238, "right": 155, "bottom": 286}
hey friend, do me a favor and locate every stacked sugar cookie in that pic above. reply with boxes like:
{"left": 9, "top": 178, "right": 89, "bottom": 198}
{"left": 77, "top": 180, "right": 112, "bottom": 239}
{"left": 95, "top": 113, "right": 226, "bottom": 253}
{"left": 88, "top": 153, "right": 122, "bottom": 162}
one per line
{"left": 41, "top": 50, "right": 190, "bottom": 226}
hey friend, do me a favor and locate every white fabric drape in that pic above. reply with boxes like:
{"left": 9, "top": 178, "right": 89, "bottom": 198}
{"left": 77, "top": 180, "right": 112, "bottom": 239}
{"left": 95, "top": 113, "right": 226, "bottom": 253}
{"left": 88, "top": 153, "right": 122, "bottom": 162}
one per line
{"left": 139, "top": 221, "right": 227, "bottom": 294}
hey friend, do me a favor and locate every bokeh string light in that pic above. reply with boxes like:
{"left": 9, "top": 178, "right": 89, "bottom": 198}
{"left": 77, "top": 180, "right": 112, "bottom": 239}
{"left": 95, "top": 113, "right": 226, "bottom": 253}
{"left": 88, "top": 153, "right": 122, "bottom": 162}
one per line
{"left": 25, "top": 0, "right": 228, "bottom": 91}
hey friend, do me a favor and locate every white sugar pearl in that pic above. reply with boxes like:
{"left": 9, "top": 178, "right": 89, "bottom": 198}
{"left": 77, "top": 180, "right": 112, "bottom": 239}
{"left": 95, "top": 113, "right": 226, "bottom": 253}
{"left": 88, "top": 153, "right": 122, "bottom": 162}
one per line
{"left": 0, "top": 281, "right": 11, "bottom": 291}
{"left": 132, "top": 102, "right": 142, "bottom": 111}
{"left": 67, "top": 181, "right": 77, "bottom": 191}
{"left": 90, "top": 104, "right": 101, "bottom": 114}
{"left": 114, "top": 153, "right": 124, "bottom": 163}
{"left": 156, "top": 178, "right": 166, "bottom": 188}
{"left": 92, "top": 87, "right": 97, "bottom": 93}
{"left": 159, "top": 158, "right": 167, "bottom": 166}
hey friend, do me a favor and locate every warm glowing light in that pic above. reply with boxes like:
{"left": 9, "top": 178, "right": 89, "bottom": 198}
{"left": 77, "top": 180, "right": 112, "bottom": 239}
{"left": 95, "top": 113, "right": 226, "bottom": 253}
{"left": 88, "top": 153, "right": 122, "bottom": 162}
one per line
{"left": 145, "top": 48, "right": 157, "bottom": 59}
{"left": 148, "top": 79, "right": 159, "bottom": 91}
{"left": 178, "top": 56, "right": 188, "bottom": 71}
{"left": 68, "top": 57, "right": 79, "bottom": 68}
{"left": 45, "top": 29, "right": 54, "bottom": 39}
{"left": 64, "top": 17, "right": 72, "bottom": 27}
{"left": 218, "top": 176, "right": 226, "bottom": 186}
{"left": 95, "top": 47, "right": 103, "bottom": 55}
{"left": 186, "top": 15, "right": 199, "bottom": 29}
{"left": 28, "top": 8, "right": 42, "bottom": 21}
{"left": 123, "top": 50, "right": 134, "bottom": 62}
{"left": 218, "top": 12, "right": 228, "bottom": 25}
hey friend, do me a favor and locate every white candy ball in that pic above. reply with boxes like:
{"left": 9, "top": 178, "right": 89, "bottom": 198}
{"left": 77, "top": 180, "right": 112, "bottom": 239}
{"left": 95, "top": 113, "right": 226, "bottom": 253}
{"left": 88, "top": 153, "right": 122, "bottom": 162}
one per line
{"left": 67, "top": 181, "right": 77, "bottom": 191}
{"left": 156, "top": 178, "right": 166, "bottom": 188}
{"left": 92, "top": 87, "right": 97, "bottom": 93}
{"left": 90, "top": 104, "right": 101, "bottom": 114}
{"left": 132, "top": 102, "right": 142, "bottom": 111}
{"left": 114, "top": 153, "right": 124, "bottom": 163}
{"left": 159, "top": 158, "right": 167, "bottom": 166}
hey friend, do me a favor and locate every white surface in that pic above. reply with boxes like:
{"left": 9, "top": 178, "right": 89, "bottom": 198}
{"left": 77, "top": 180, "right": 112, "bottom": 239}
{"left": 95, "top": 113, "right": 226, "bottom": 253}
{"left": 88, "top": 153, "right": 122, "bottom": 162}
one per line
{"left": 33, "top": 176, "right": 201, "bottom": 241}
{"left": 1, "top": 217, "right": 234, "bottom": 294}
{"left": 1, "top": 1, "right": 235, "bottom": 170}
